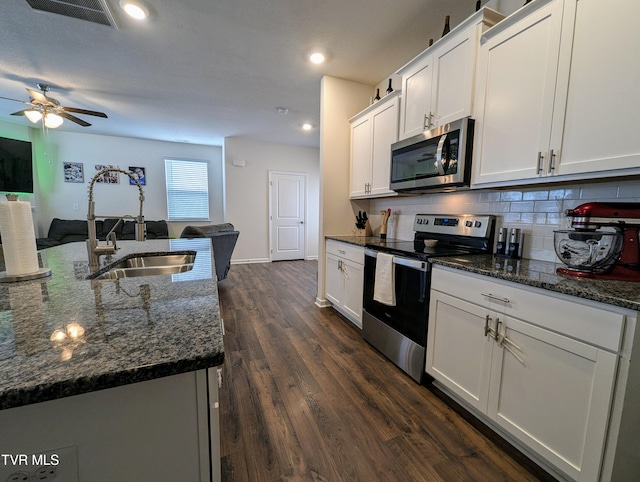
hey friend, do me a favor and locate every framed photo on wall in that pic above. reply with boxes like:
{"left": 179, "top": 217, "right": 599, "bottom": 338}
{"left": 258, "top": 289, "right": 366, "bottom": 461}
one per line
{"left": 94, "top": 164, "right": 119, "bottom": 184}
{"left": 63, "top": 162, "right": 84, "bottom": 183}
{"left": 129, "top": 166, "right": 146, "bottom": 186}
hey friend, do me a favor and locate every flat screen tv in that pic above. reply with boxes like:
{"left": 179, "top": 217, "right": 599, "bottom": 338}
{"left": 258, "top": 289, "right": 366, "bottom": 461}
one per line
{"left": 0, "top": 136, "right": 34, "bottom": 194}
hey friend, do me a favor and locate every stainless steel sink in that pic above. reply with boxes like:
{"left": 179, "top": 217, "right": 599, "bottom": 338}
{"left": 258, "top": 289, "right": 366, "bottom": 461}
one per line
{"left": 96, "top": 264, "right": 194, "bottom": 280}
{"left": 89, "top": 251, "right": 196, "bottom": 280}
{"left": 114, "top": 253, "right": 196, "bottom": 269}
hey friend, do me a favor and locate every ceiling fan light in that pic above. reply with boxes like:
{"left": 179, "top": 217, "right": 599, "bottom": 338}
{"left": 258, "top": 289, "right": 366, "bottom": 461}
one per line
{"left": 24, "top": 110, "right": 43, "bottom": 123}
{"left": 120, "top": 0, "right": 149, "bottom": 20}
{"left": 44, "top": 112, "right": 64, "bottom": 129}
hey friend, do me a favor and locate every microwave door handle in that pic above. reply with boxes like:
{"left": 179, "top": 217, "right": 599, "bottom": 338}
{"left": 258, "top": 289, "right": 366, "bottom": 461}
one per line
{"left": 435, "top": 134, "right": 448, "bottom": 175}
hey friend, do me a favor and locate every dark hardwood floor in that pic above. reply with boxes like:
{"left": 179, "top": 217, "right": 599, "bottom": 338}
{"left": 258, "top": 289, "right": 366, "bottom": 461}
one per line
{"left": 217, "top": 260, "right": 549, "bottom": 482}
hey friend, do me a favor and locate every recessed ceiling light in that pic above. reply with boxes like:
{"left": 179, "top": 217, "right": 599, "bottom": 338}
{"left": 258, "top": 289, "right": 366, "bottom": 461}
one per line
{"left": 120, "top": 0, "right": 149, "bottom": 20}
{"left": 302, "top": 123, "right": 314, "bottom": 131}
{"left": 308, "top": 51, "right": 326, "bottom": 64}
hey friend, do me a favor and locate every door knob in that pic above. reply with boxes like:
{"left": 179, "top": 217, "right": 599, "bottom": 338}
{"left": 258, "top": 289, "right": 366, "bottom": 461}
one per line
{"left": 299, "top": 221, "right": 304, "bottom": 224}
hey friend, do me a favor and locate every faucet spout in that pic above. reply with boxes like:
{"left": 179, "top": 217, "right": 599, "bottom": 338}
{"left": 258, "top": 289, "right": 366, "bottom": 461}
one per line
{"left": 87, "top": 167, "right": 146, "bottom": 270}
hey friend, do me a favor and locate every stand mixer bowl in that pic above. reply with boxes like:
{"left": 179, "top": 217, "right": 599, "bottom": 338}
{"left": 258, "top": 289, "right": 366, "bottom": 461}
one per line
{"left": 554, "top": 230, "right": 622, "bottom": 273}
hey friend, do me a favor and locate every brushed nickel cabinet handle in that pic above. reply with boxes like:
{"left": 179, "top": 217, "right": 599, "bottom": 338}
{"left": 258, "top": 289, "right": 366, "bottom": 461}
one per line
{"left": 537, "top": 151, "right": 544, "bottom": 174}
{"left": 481, "top": 293, "right": 511, "bottom": 304}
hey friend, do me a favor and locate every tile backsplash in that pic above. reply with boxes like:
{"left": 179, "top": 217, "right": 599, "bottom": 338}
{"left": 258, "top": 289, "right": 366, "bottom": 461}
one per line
{"left": 369, "top": 178, "right": 640, "bottom": 262}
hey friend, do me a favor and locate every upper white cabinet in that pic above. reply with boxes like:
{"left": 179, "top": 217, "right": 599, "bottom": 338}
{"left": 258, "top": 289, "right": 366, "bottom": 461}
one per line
{"left": 349, "top": 91, "right": 400, "bottom": 199}
{"left": 397, "top": 8, "right": 504, "bottom": 140}
{"left": 472, "top": 0, "right": 640, "bottom": 187}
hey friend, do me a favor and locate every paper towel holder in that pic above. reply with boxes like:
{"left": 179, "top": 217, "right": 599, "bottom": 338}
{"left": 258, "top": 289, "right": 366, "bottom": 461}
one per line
{"left": 0, "top": 194, "right": 52, "bottom": 283}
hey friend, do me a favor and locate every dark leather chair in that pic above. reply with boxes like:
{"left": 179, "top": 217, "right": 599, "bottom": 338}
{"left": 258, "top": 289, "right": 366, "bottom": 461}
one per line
{"left": 180, "top": 223, "right": 239, "bottom": 281}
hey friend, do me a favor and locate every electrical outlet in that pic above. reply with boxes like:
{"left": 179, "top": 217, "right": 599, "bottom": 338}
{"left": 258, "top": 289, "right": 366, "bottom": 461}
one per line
{"left": 34, "top": 466, "right": 57, "bottom": 480}
{"left": 0, "top": 446, "right": 76, "bottom": 482}
{"left": 6, "top": 472, "right": 29, "bottom": 482}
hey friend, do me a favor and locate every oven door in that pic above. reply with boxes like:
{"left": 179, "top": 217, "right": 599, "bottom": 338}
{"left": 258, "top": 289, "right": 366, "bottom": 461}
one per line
{"left": 363, "top": 249, "right": 430, "bottom": 346}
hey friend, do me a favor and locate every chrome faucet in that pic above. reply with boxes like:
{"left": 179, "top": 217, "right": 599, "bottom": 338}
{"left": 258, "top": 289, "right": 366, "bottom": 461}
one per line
{"left": 87, "top": 167, "right": 146, "bottom": 269}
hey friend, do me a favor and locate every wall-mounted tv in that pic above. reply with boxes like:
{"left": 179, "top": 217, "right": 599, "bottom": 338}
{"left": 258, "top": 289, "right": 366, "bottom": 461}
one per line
{"left": 0, "top": 136, "right": 34, "bottom": 194}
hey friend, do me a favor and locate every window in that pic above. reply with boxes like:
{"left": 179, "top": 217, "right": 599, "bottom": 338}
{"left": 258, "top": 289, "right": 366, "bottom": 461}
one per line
{"left": 165, "top": 158, "right": 210, "bottom": 221}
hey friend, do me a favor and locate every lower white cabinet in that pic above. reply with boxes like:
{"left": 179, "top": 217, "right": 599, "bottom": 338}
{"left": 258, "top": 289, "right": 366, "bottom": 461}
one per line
{"left": 325, "top": 240, "right": 364, "bottom": 328}
{"left": 426, "top": 265, "right": 635, "bottom": 481}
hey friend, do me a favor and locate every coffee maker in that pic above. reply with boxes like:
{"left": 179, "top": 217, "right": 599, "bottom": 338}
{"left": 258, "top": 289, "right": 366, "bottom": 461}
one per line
{"left": 554, "top": 202, "right": 640, "bottom": 281}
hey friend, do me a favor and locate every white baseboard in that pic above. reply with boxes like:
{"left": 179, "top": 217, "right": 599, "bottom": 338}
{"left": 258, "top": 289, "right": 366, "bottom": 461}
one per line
{"left": 306, "top": 256, "right": 318, "bottom": 261}
{"left": 315, "top": 298, "right": 332, "bottom": 308}
{"left": 231, "top": 258, "right": 271, "bottom": 264}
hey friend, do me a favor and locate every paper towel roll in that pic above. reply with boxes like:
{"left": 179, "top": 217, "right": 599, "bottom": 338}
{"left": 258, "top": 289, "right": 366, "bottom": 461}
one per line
{"left": 0, "top": 200, "right": 40, "bottom": 275}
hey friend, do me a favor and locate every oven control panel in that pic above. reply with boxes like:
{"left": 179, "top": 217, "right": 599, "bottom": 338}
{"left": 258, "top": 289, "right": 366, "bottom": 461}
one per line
{"left": 413, "top": 214, "right": 494, "bottom": 238}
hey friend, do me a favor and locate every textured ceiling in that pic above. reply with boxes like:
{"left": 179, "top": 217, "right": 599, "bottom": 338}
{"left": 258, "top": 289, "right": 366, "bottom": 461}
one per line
{"left": 0, "top": 0, "right": 480, "bottom": 148}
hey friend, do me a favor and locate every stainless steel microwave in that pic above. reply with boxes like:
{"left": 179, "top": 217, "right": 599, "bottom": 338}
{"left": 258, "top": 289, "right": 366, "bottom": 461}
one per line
{"left": 389, "top": 117, "right": 474, "bottom": 193}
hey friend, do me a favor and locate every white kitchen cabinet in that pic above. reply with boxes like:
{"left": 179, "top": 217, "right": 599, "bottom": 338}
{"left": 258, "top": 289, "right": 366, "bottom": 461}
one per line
{"left": 472, "top": 0, "right": 640, "bottom": 187}
{"left": 427, "top": 266, "right": 628, "bottom": 481}
{"left": 397, "top": 8, "right": 503, "bottom": 140}
{"left": 325, "top": 240, "right": 364, "bottom": 328}
{"left": 349, "top": 91, "right": 400, "bottom": 199}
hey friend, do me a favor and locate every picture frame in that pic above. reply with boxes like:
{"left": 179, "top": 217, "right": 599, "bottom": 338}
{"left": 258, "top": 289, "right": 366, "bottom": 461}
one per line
{"left": 63, "top": 162, "right": 84, "bottom": 183}
{"left": 129, "top": 166, "right": 146, "bottom": 186}
{"left": 94, "top": 164, "right": 119, "bottom": 184}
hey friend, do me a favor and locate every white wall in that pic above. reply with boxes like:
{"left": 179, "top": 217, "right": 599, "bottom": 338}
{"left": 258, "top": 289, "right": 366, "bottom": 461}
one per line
{"left": 223, "top": 137, "right": 320, "bottom": 263}
{"left": 316, "top": 76, "right": 373, "bottom": 304}
{"left": 11, "top": 124, "right": 224, "bottom": 238}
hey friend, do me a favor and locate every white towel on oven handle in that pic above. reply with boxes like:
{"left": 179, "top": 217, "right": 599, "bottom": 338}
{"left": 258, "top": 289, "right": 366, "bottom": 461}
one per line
{"left": 373, "top": 252, "right": 396, "bottom": 306}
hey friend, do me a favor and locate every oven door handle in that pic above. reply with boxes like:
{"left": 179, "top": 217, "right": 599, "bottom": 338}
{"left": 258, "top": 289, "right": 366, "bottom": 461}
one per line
{"left": 364, "top": 249, "right": 429, "bottom": 272}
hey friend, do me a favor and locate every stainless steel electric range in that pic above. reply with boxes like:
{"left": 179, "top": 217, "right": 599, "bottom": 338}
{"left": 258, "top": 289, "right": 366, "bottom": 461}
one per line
{"left": 362, "top": 213, "right": 495, "bottom": 382}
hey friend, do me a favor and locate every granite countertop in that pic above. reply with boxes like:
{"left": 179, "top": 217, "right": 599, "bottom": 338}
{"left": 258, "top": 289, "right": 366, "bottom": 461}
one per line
{"left": 326, "top": 235, "right": 410, "bottom": 248}
{"left": 431, "top": 254, "right": 640, "bottom": 312}
{"left": 0, "top": 239, "right": 224, "bottom": 410}
{"left": 327, "top": 235, "right": 640, "bottom": 311}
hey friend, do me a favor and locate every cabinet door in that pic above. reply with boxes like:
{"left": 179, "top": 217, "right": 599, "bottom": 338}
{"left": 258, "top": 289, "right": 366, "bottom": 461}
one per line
{"left": 369, "top": 97, "right": 399, "bottom": 196}
{"left": 430, "top": 27, "right": 476, "bottom": 127}
{"left": 426, "top": 292, "right": 493, "bottom": 412}
{"left": 472, "top": 0, "right": 565, "bottom": 185}
{"left": 350, "top": 116, "right": 371, "bottom": 198}
{"left": 487, "top": 316, "right": 618, "bottom": 481}
{"left": 552, "top": 0, "right": 640, "bottom": 177}
{"left": 341, "top": 258, "right": 363, "bottom": 328}
{"left": 325, "top": 253, "right": 343, "bottom": 306}
{"left": 399, "top": 58, "right": 433, "bottom": 140}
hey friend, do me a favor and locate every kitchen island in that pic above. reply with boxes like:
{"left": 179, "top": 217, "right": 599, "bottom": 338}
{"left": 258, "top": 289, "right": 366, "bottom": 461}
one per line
{"left": 0, "top": 239, "right": 224, "bottom": 481}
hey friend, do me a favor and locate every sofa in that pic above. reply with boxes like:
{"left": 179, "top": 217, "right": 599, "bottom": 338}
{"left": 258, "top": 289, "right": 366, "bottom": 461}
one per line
{"left": 180, "top": 223, "right": 239, "bottom": 281}
{"left": 36, "top": 218, "right": 169, "bottom": 250}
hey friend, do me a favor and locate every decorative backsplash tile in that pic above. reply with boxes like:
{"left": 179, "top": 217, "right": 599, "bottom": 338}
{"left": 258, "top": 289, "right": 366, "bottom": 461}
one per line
{"left": 369, "top": 178, "right": 640, "bottom": 262}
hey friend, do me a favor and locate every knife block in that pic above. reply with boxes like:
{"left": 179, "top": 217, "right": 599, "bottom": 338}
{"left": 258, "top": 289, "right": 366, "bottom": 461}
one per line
{"left": 355, "top": 221, "right": 372, "bottom": 237}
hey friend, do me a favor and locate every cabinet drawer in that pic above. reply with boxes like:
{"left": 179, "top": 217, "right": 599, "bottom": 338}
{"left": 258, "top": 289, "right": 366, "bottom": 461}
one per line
{"left": 326, "top": 240, "right": 364, "bottom": 264}
{"left": 431, "top": 266, "right": 625, "bottom": 352}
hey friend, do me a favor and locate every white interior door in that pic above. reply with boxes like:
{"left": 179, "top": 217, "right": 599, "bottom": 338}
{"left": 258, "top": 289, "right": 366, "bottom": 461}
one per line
{"left": 270, "top": 172, "right": 306, "bottom": 261}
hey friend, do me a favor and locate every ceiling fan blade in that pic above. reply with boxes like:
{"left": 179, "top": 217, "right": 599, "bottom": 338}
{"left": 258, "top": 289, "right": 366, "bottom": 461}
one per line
{"left": 62, "top": 106, "right": 108, "bottom": 118}
{"left": 58, "top": 111, "right": 92, "bottom": 127}
{"left": 10, "top": 109, "right": 29, "bottom": 116}
{"left": 26, "top": 88, "right": 49, "bottom": 104}
{"left": 0, "top": 95, "right": 31, "bottom": 104}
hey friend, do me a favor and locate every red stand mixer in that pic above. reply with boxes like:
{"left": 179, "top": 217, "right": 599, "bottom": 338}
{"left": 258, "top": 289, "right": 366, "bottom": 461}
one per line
{"left": 554, "top": 202, "right": 640, "bottom": 281}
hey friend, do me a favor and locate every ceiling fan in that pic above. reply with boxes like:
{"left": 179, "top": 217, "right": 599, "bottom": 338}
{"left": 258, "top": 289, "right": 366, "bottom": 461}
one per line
{"left": 0, "top": 83, "right": 107, "bottom": 128}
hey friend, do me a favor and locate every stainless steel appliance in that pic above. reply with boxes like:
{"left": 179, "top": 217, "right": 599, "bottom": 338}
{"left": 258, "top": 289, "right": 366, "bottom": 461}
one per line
{"left": 554, "top": 202, "right": 640, "bottom": 281}
{"left": 363, "top": 213, "right": 495, "bottom": 382}
{"left": 389, "top": 117, "right": 474, "bottom": 193}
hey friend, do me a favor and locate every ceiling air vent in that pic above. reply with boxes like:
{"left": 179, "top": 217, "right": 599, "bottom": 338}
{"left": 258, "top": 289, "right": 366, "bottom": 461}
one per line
{"left": 24, "top": 0, "right": 118, "bottom": 28}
